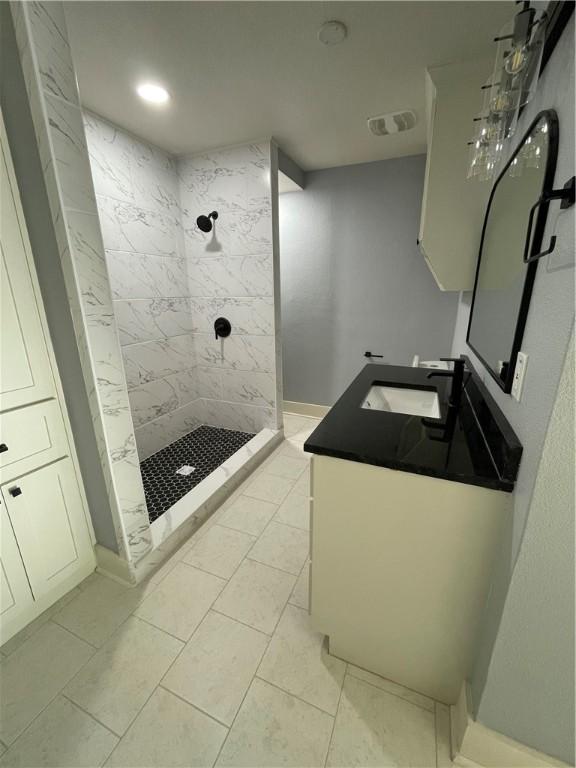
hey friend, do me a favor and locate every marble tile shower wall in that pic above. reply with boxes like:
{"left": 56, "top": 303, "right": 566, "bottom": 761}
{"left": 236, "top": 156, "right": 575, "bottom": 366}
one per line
{"left": 10, "top": 1, "right": 152, "bottom": 566}
{"left": 178, "top": 143, "right": 278, "bottom": 436}
{"left": 84, "top": 113, "right": 202, "bottom": 461}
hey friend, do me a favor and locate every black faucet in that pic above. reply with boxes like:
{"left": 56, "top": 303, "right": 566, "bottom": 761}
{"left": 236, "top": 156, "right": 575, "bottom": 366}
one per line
{"left": 427, "top": 358, "right": 466, "bottom": 408}
{"left": 421, "top": 358, "right": 466, "bottom": 431}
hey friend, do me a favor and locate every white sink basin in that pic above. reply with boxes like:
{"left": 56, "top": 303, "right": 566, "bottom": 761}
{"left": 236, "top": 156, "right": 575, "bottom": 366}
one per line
{"left": 361, "top": 384, "right": 440, "bottom": 419}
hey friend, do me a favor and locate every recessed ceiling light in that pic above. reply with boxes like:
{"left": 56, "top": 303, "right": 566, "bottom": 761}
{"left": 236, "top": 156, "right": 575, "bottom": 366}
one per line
{"left": 136, "top": 82, "right": 170, "bottom": 105}
{"left": 318, "top": 20, "right": 347, "bottom": 46}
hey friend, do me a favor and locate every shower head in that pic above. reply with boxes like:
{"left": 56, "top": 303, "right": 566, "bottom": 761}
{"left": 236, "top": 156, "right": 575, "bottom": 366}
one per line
{"left": 196, "top": 211, "right": 218, "bottom": 233}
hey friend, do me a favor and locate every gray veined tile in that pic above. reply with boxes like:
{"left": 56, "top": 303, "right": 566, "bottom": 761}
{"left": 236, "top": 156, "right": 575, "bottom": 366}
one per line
{"left": 122, "top": 335, "right": 195, "bottom": 388}
{"left": 0, "top": 622, "right": 94, "bottom": 746}
{"left": 44, "top": 95, "right": 96, "bottom": 213}
{"left": 274, "top": 490, "right": 310, "bottom": 531}
{"left": 183, "top": 524, "right": 255, "bottom": 580}
{"left": 218, "top": 495, "right": 278, "bottom": 537}
{"left": 213, "top": 559, "right": 295, "bottom": 634}
{"left": 84, "top": 112, "right": 134, "bottom": 203}
{"left": 248, "top": 522, "right": 309, "bottom": 576}
{"left": 127, "top": 378, "right": 179, "bottom": 428}
{"left": 52, "top": 572, "right": 142, "bottom": 648}
{"left": 163, "top": 611, "right": 269, "bottom": 726}
{"left": 26, "top": 2, "right": 78, "bottom": 104}
{"left": 221, "top": 370, "right": 276, "bottom": 407}
{"left": 193, "top": 334, "right": 275, "bottom": 373}
{"left": 189, "top": 297, "right": 274, "bottom": 336}
{"left": 105, "top": 251, "right": 188, "bottom": 300}
{"left": 326, "top": 675, "right": 437, "bottom": 767}
{"left": 114, "top": 298, "right": 193, "bottom": 345}
{"left": 0, "top": 696, "right": 118, "bottom": 768}
{"left": 105, "top": 688, "right": 226, "bottom": 768}
{"left": 346, "top": 665, "right": 435, "bottom": 713}
{"left": 131, "top": 141, "right": 180, "bottom": 217}
{"left": 257, "top": 603, "right": 346, "bottom": 715}
{"left": 186, "top": 254, "right": 273, "bottom": 297}
{"left": 97, "top": 196, "right": 179, "bottom": 258}
{"left": 243, "top": 472, "right": 294, "bottom": 504}
{"left": 66, "top": 210, "right": 112, "bottom": 313}
{"left": 198, "top": 399, "right": 274, "bottom": 434}
{"left": 134, "top": 562, "right": 225, "bottom": 641}
{"left": 216, "top": 678, "right": 333, "bottom": 768}
{"left": 64, "top": 616, "right": 183, "bottom": 736}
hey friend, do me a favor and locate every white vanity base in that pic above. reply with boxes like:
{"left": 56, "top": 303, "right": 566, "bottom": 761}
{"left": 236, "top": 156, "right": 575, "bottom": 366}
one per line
{"left": 310, "top": 454, "right": 510, "bottom": 704}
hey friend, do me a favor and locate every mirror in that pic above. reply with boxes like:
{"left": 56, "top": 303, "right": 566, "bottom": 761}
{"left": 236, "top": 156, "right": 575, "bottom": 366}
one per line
{"left": 467, "top": 110, "right": 558, "bottom": 392}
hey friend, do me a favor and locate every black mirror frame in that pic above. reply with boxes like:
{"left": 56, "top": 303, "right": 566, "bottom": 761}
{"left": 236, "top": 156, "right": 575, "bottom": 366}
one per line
{"left": 466, "top": 108, "right": 559, "bottom": 394}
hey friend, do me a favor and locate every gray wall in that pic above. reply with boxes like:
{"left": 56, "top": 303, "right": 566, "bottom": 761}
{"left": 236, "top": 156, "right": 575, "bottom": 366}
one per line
{"left": 279, "top": 155, "right": 458, "bottom": 405}
{"left": 1, "top": 9, "right": 118, "bottom": 551}
{"left": 451, "top": 20, "right": 575, "bottom": 763}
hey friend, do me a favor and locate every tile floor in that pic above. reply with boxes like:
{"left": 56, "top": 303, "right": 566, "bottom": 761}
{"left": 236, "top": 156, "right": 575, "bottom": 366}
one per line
{"left": 0, "top": 414, "right": 452, "bottom": 767}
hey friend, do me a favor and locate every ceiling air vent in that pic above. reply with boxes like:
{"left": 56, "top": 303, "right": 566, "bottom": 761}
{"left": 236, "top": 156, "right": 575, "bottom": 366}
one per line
{"left": 367, "top": 110, "right": 417, "bottom": 136}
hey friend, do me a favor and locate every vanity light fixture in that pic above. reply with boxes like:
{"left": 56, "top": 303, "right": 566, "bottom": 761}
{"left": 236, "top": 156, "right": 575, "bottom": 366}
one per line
{"left": 136, "top": 82, "right": 170, "bottom": 105}
{"left": 467, "top": 1, "right": 546, "bottom": 182}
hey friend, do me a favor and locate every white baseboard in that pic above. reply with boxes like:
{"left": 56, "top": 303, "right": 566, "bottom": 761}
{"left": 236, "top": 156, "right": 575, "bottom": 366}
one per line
{"left": 451, "top": 683, "right": 569, "bottom": 767}
{"left": 283, "top": 400, "right": 330, "bottom": 419}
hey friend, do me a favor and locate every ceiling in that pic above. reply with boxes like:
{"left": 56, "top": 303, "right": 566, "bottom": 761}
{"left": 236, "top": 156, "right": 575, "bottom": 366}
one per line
{"left": 65, "top": 1, "right": 514, "bottom": 170}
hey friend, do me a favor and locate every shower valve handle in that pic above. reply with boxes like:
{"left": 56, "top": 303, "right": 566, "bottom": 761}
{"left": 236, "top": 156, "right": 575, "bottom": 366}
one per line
{"left": 214, "top": 317, "right": 232, "bottom": 340}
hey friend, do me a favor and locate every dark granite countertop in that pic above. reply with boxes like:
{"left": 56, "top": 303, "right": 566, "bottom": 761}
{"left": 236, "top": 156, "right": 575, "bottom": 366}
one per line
{"left": 303, "top": 362, "right": 522, "bottom": 492}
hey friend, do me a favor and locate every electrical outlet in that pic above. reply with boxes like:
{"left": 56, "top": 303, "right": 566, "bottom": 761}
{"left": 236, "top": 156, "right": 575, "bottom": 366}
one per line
{"left": 511, "top": 352, "right": 528, "bottom": 402}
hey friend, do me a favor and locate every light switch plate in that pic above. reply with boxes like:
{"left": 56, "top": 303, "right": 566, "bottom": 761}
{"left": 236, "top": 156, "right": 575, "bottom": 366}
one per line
{"left": 511, "top": 352, "right": 528, "bottom": 402}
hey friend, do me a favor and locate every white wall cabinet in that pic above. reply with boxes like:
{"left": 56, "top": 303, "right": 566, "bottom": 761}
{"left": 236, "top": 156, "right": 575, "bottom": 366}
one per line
{"left": 0, "top": 112, "right": 95, "bottom": 645}
{"left": 418, "top": 59, "right": 493, "bottom": 291}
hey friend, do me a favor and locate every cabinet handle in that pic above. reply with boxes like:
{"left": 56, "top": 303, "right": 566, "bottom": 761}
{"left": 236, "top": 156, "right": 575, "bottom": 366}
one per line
{"left": 9, "top": 486, "right": 22, "bottom": 497}
{"left": 0, "top": 443, "right": 7, "bottom": 453}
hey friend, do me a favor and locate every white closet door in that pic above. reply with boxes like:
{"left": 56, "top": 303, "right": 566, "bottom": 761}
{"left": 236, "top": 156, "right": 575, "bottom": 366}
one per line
{"left": 1, "top": 503, "right": 34, "bottom": 625}
{"left": 2, "top": 459, "right": 93, "bottom": 601}
{"left": 0, "top": 139, "right": 54, "bottom": 411}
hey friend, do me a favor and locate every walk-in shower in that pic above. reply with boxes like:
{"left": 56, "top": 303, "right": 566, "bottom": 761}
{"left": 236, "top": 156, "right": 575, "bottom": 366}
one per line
{"left": 84, "top": 112, "right": 280, "bottom": 541}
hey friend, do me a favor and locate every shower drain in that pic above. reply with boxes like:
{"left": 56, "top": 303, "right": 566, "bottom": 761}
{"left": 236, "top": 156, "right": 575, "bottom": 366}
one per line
{"left": 176, "top": 465, "right": 195, "bottom": 476}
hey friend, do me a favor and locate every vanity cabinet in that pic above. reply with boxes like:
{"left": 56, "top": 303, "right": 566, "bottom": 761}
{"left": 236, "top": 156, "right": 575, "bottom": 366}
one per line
{"left": 309, "top": 454, "right": 510, "bottom": 704}
{"left": 0, "top": 113, "right": 95, "bottom": 645}
{"left": 418, "top": 59, "right": 492, "bottom": 291}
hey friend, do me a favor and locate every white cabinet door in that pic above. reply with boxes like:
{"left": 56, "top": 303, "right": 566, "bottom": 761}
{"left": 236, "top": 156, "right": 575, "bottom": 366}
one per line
{"left": 1, "top": 138, "right": 55, "bottom": 411}
{"left": 1, "top": 459, "right": 94, "bottom": 601}
{"left": 1, "top": 503, "right": 34, "bottom": 627}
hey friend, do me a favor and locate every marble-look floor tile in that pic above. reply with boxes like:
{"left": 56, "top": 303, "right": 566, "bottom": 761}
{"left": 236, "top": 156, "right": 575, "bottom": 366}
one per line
{"left": 216, "top": 678, "right": 333, "bottom": 768}
{"left": 163, "top": 611, "right": 269, "bottom": 726}
{"left": 278, "top": 439, "right": 311, "bottom": 460}
{"left": 257, "top": 604, "right": 346, "bottom": 715}
{"left": 65, "top": 617, "right": 183, "bottom": 736}
{"left": 244, "top": 472, "right": 294, "bottom": 505}
{"left": 289, "top": 564, "right": 310, "bottom": 611}
{"left": 105, "top": 688, "right": 226, "bottom": 768}
{"left": 346, "top": 665, "right": 435, "bottom": 713}
{"left": 183, "top": 525, "right": 255, "bottom": 580}
{"left": 213, "top": 559, "right": 295, "bottom": 635}
{"left": 248, "top": 522, "right": 309, "bottom": 576}
{"left": 135, "top": 562, "right": 225, "bottom": 641}
{"left": 264, "top": 454, "right": 308, "bottom": 480}
{"left": 218, "top": 495, "right": 278, "bottom": 537}
{"left": 0, "top": 588, "right": 80, "bottom": 657}
{"left": 326, "top": 675, "right": 437, "bottom": 767}
{"left": 292, "top": 467, "right": 311, "bottom": 497}
{"left": 0, "top": 623, "right": 94, "bottom": 745}
{"left": 52, "top": 573, "right": 141, "bottom": 647}
{"left": 0, "top": 696, "right": 117, "bottom": 768}
{"left": 274, "top": 491, "right": 310, "bottom": 531}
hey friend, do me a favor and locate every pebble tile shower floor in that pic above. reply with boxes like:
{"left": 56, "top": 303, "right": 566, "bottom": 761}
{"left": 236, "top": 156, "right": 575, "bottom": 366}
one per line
{"left": 140, "top": 425, "right": 255, "bottom": 522}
